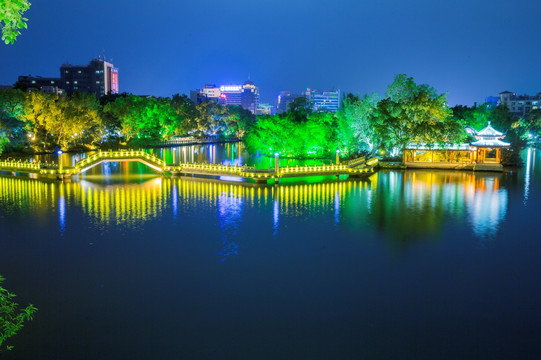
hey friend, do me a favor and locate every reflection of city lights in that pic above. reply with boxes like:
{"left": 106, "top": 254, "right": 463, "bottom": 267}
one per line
{"left": 0, "top": 168, "right": 509, "bottom": 243}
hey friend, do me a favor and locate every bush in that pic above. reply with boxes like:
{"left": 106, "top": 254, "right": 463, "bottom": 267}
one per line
{"left": 0, "top": 275, "right": 37, "bottom": 353}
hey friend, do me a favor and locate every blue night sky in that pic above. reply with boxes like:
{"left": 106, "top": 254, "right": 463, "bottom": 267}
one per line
{"left": 1, "top": 0, "right": 540, "bottom": 106}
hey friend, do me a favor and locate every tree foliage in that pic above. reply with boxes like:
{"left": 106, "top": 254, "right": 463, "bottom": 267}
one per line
{"left": 0, "top": 275, "right": 37, "bottom": 352}
{"left": 338, "top": 93, "right": 379, "bottom": 155}
{"left": 373, "top": 74, "right": 460, "bottom": 153}
{"left": 0, "top": 0, "right": 30, "bottom": 44}
{"left": 244, "top": 109, "right": 337, "bottom": 158}
{"left": 451, "top": 103, "right": 526, "bottom": 145}
{"left": 0, "top": 89, "right": 27, "bottom": 154}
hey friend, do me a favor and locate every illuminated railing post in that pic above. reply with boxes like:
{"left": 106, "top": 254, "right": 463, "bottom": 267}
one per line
{"left": 57, "top": 150, "right": 63, "bottom": 173}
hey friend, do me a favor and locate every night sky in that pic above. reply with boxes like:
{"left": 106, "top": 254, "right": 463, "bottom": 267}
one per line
{"left": 1, "top": 0, "right": 539, "bottom": 106}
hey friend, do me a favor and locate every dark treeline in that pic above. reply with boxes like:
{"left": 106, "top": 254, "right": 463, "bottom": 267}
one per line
{"left": 1, "top": 74, "right": 540, "bottom": 158}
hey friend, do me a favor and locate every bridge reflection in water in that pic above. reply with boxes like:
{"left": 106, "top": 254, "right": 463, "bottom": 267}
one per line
{"left": 0, "top": 170, "right": 508, "bottom": 247}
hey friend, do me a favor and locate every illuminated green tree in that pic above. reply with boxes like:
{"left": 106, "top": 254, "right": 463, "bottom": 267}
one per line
{"left": 0, "top": 275, "right": 37, "bottom": 352}
{"left": 0, "top": 0, "right": 30, "bottom": 44}
{"left": 0, "top": 89, "right": 28, "bottom": 153}
{"left": 338, "top": 93, "right": 379, "bottom": 155}
{"left": 245, "top": 109, "right": 337, "bottom": 158}
{"left": 525, "top": 109, "right": 541, "bottom": 137}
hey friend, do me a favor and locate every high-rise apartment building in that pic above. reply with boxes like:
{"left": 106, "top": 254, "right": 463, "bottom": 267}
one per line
{"left": 61, "top": 58, "right": 119, "bottom": 96}
{"left": 499, "top": 91, "right": 541, "bottom": 117}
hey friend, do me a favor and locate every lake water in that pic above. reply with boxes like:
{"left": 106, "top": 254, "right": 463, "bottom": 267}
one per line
{"left": 0, "top": 145, "right": 540, "bottom": 359}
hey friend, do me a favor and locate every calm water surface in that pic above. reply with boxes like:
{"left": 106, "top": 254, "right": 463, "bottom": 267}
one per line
{"left": 0, "top": 146, "right": 540, "bottom": 359}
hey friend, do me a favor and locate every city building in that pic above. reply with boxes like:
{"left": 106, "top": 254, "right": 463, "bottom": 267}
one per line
{"left": 305, "top": 89, "right": 341, "bottom": 113}
{"left": 276, "top": 91, "right": 304, "bottom": 114}
{"left": 276, "top": 89, "right": 341, "bottom": 114}
{"left": 61, "top": 58, "right": 119, "bottom": 96}
{"left": 17, "top": 75, "right": 62, "bottom": 93}
{"left": 498, "top": 91, "right": 541, "bottom": 117}
{"left": 16, "top": 58, "right": 119, "bottom": 97}
{"left": 255, "top": 103, "right": 276, "bottom": 116}
{"left": 190, "top": 80, "right": 260, "bottom": 113}
{"left": 484, "top": 96, "right": 499, "bottom": 108}
{"left": 190, "top": 84, "right": 222, "bottom": 105}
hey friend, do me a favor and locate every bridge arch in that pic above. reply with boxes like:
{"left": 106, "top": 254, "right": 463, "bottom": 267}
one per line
{"left": 75, "top": 151, "right": 165, "bottom": 174}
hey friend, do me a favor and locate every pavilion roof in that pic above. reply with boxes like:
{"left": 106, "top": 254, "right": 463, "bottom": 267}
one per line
{"left": 470, "top": 139, "right": 510, "bottom": 147}
{"left": 475, "top": 121, "right": 505, "bottom": 137}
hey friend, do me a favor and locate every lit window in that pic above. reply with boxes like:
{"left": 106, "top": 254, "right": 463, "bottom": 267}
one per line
{"left": 65, "top": 70, "right": 69, "bottom": 74}
{"left": 74, "top": 81, "right": 78, "bottom": 84}
{"left": 66, "top": 81, "right": 70, "bottom": 84}
{"left": 78, "top": 70, "right": 82, "bottom": 74}
{"left": 51, "top": 81, "right": 55, "bottom": 84}
{"left": 96, "top": 81, "right": 100, "bottom": 84}
{"left": 31, "top": 80, "right": 36, "bottom": 84}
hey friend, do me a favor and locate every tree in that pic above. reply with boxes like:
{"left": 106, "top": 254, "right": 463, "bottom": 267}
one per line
{"left": 104, "top": 95, "right": 158, "bottom": 142}
{"left": 525, "top": 109, "right": 541, "bottom": 138}
{"left": 0, "top": 89, "right": 28, "bottom": 153}
{"left": 338, "top": 93, "right": 380, "bottom": 155}
{"left": 0, "top": 0, "right": 30, "bottom": 44}
{"left": 23, "top": 90, "right": 57, "bottom": 150}
{"left": 373, "top": 74, "right": 455, "bottom": 155}
{"left": 171, "top": 94, "right": 196, "bottom": 135}
{"left": 0, "top": 275, "right": 37, "bottom": 352}
{"left": 224, "top": 105, "right": 254, "bottom": 138}
{"left": 23, "top": 91, "right": 104, "bottom": 150}
{"left": 287, "top": 96, "right": 312, "bottom": 123}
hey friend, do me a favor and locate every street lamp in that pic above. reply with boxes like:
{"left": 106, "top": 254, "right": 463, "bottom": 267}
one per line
{"left": 336, "top": 149, "right": 340, "bottom": 165}
{"left": 275, "top": 153, "right": 279, "bottom": 174}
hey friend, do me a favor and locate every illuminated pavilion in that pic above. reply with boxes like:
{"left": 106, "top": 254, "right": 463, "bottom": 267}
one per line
{"left": 404, "top": 122, "right": 511, "bottom": 171}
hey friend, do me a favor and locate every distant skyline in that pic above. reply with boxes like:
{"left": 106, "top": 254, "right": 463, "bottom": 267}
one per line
{"left": 1, "top": 0, "right": 540, "bottom": 106}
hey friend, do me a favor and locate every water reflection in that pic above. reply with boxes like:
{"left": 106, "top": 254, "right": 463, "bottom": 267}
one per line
{"left": 524, "top": 148, "right": 533, "bottom": 205}
{"left": 216, "top": 190, "right": 243, "bottom": 261}
{"left": 0, "top": 169, "right": 510, "bottom": 248}
{"left": 367, "top": 170, "right": 508, "bottom": 246}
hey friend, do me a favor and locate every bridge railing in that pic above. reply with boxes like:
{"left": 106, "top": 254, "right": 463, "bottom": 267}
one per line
{"left": 75, "top": 150, "right": 165, "bottom": 170}
{"left": 0, "top": 160, "right": 42, "bottom": 171}
{"left": 345, "top": 156, "right": 366, "bottom": 168}
{"left": 168, "top": 163, "right": 257, "bottom": 173}
{"left": 278, "top": 164, "right": 371, "bottom": 175}
{"left": 160, "top": 137, "right": 239, "bottom": 146}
